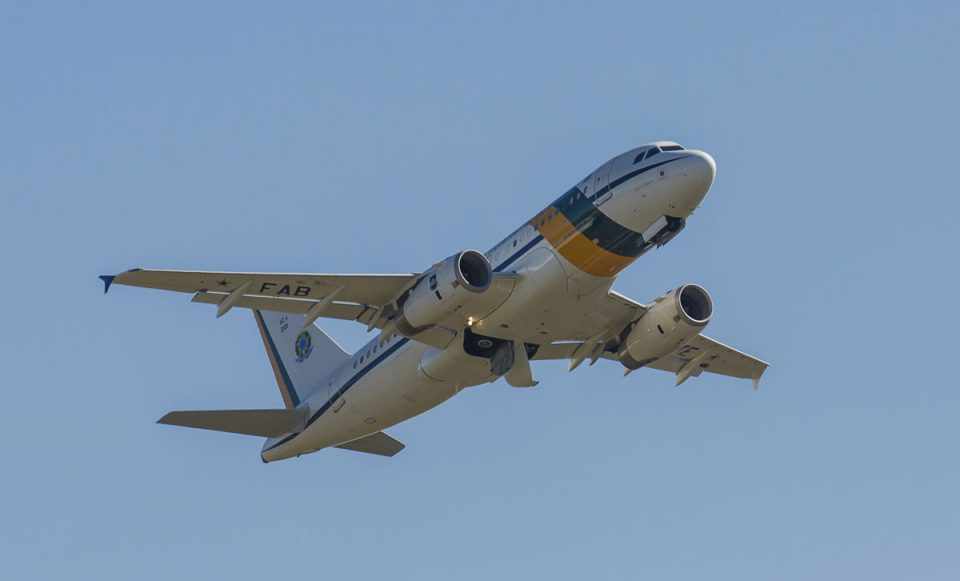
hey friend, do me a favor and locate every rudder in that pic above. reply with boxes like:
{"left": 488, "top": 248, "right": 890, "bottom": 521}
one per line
{"left": 253, "top": 310, "right": 350, "bottom": 408}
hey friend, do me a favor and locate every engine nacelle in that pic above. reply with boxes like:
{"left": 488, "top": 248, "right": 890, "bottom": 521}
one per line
{"left": 397, "top": 250, "right": 493, "bottom": 333}
{"left": 620, "top": 284, "right": 713, "bottom": 369}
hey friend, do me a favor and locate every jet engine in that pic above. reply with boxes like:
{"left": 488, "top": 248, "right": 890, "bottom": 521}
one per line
{"left": 396, "top": 250, "right": 493, "bottom": 334}
{"left": 620, "top": 284, "right": 713, "bottom": 369}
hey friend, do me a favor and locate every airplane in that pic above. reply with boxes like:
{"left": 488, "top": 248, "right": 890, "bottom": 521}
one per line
{"left": 100, "top": 141, "right": 768, "bottom": 463}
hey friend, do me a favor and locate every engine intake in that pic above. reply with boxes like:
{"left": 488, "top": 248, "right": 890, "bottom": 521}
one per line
{"left": 456, "top": 249, "right": 492, "bottom": 292}
{"left": 678, "top": 284, "right": 712, "bottom": 325}
{"left": 620, "top": 284, "right": 713, "bottom": 369}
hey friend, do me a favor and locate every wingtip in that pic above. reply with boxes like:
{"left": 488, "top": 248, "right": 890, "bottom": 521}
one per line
{"left": 98, "top": 274, "right": 115, "bottom": 294}
{"left": 752, "top": 365, "right": 769, "bottom": 391}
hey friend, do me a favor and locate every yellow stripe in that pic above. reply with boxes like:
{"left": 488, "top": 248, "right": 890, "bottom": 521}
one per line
{"left": 531, "top": 207, "right": 636, "bottom": 277}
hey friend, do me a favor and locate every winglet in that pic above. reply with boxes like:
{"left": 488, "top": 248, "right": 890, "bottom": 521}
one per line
{"left": 751, "top": 364, "right": 769, "bottom": 391}
{"left": 99, "top": 275, "right": 116, "bottom": 294}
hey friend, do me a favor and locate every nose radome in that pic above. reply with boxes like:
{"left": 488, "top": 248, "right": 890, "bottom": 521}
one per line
{"left": 687, "top": 150, "right": 716, "bottom": 192}
{"left": 674, "top": 150, "right": 716, "bottom": 212}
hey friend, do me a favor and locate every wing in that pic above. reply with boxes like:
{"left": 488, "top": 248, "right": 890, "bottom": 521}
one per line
{"left": 576, "top": 289, "right": 649, "bottom": 340}
{"left": 99, "top": 268, "right": 471, "bottom": 349}
{"left": 644, "top": 334, "right": 769, "bottom": 387}
{"left": 528, "top": 288, "right": 767, "bottom": 386}
{"left": 100, "top": 267, "right": 422, "bottom": 329}
{"left": 598, "top": 289, "right": 650, "bottom": 321}
{"left": 101, "top": 268, "right": 416, "bottom": 305}
{"left": 533, "top": 333, "right": 768, "bottom": 388}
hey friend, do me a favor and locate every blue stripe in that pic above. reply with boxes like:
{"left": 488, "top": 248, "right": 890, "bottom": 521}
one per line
{"left": 264, "top": 337, "right": 411, "bottom": 452}
{"left": 254, "top": 310, "right": 301, "bottom": 407}
{"left": 494, "top": 234, "right": 543, "bottom": 273}
{"left": 588, "top": 156, "right": 690, "bottom": 203}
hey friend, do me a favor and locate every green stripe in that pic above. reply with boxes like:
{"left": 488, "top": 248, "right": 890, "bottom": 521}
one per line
{"left": 549, "top": 156, "right": 690, "bottom": 258}
{"left": 550, "top": 188, "right": 648, "bottom": 258}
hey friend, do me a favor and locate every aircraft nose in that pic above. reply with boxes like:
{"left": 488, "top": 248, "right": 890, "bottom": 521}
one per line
{"left": 686, "top": 150, "right": 716, "bottom": 195}
{"left": 671, "top": 150, "right": 716, "bottom": 214}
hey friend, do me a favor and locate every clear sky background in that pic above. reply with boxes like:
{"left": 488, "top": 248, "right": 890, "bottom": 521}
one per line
{"left": 2, "top": 1, "right": 958, "bottom": 579}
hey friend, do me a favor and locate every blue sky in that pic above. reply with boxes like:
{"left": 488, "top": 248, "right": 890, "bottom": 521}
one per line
{"left": 2, "top": 1, "right": 958, "bottom": 579}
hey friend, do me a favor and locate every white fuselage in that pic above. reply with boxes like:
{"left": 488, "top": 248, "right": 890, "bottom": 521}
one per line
{"left": 262, "top": 143, "right": 716, "bottom": 462}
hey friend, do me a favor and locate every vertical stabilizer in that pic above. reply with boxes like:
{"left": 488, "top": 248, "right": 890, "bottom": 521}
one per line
{"left": 253, "top": 310, "right": 350, "bottom": 409}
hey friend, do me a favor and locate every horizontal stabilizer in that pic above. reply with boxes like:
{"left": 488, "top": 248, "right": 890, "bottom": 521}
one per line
{"left": 335, "top": 431, "right": 405, "bottom": 457}
{"left": 158, "top": 408, "right": 306, "bottom": 437}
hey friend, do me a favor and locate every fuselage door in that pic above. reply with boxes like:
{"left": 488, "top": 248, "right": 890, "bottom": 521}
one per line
{"left": 592, "top": 161, "right": 613, "bottom": 205}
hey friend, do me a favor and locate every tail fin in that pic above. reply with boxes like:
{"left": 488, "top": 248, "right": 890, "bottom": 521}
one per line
{"left": 253, "top": 310, "right": 350, "bottom": 408}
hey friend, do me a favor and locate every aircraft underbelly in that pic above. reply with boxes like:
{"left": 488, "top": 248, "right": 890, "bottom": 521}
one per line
{"left": 473, "top": 242, "right": 616, "bottom": 342}
{"left": 265, "top": 342, "right": 464, "bottom": 459}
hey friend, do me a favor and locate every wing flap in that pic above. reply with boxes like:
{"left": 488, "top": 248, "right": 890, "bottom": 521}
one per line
{"left": 157, "top": 408, "right": 306, "bottom": 437}
{"left": 191, "top": 291, "right": 369, "bottom": 321}
{"left": 335, "top": 431, "right": 405, "bottom": 457}
{"left": 189, "top": 292, "right": 457, "bottom": 349}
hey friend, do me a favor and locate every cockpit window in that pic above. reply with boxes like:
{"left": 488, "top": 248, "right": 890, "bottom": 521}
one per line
{"left": 634, "top": 145, "right": 676, "bottom": 164}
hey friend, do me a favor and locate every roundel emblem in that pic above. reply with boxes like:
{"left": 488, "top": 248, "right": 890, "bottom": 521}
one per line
{"left": 294, "top": 331, "right": 313, "bottom": 362}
